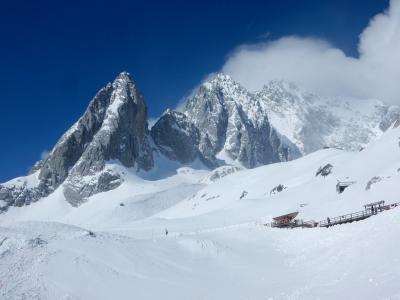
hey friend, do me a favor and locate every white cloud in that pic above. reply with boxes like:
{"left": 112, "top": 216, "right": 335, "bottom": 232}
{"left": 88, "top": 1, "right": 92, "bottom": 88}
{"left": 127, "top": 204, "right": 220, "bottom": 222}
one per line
{"left": 221, "top": 0, "right": 400, "bottom": 105}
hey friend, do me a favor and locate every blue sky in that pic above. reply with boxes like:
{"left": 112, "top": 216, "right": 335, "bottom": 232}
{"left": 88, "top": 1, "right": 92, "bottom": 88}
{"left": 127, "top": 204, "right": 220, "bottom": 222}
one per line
{"left": 0, "top": 0, "right": 389, "bottom": 182}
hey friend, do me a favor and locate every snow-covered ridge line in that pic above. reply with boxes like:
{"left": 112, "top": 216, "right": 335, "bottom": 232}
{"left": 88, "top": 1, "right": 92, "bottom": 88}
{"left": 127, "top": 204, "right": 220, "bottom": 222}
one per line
{"left": 1, "top": 71, "right": 399, "bottom": 211}
{"left": 0, "top": 72, "right": 153, "bottom": 210}
{"left": 2, "top": 118, "right": 400, "bottom": 300}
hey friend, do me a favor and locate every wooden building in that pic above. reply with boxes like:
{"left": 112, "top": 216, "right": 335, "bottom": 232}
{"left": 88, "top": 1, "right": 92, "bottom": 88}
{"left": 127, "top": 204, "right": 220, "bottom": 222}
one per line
{"left": 271, "top": 212, "right": 299, "bottom": 228}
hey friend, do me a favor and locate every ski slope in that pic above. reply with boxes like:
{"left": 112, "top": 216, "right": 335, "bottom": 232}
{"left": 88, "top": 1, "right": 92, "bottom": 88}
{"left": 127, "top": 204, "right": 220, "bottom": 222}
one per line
{"left": 1, "top": 126, "right": 400, "bottom": 299}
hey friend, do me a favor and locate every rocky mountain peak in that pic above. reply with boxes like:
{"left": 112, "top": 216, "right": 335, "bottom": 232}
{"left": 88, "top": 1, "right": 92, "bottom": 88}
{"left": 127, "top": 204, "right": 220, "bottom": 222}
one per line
{"left": 204, "top": 73, "right": 235, "bottom": 87}
{"left": 1, "top": 72, "right": 154, "bottom": 209}
{"left": 257, "top": 80, "right": 307, "bottom": 106}
{"left": 180, "top": 74, "right": 299, "bottom": 168}
{"left": 111, "top": 72, "right": 141, "bottom": 100}
{"left": 2, "top": 71, "right": 399, "bottom": 212}
{"left": 196, "top": 73, "right": 250, "bottom": 104}
{"left": 114, "top": 71, "right": 132, "bottom": 82}
{"left": 151, "top": 110, "right": 203, "bottom": 165}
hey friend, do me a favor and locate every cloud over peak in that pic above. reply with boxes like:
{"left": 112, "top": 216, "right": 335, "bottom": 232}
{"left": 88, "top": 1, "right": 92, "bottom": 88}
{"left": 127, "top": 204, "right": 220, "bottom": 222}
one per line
{"left": 222, "top": 0, "right": 400, "bottom": 105}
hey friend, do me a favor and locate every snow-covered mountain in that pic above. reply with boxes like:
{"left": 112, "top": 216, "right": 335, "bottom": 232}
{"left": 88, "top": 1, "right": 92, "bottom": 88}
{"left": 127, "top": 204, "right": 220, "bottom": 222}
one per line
{"left": 2, "top": 70, "right": 400, "bottom": 299}
{"left": 0, "top": 72, "right": 154, "bottom": 209}
{"left": 154, "top": 74, "right": 300, "bottom": 168}
{"left": 1, "top": 72, "right": 399, "bottom": 212}
{"left": 257, "top": 80, "right": 400, "bottom": 154}
{"left": 1, "top": 114, "right": 400, "bottom": 299}
{"left": 155, "top": 74, "right": 400, "bottom": 167}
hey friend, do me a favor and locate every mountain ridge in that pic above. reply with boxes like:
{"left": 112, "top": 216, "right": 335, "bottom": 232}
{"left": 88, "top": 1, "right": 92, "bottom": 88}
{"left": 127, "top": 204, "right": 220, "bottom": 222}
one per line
{"left": 1, "top": 71, "right": 399, "bottom": 211}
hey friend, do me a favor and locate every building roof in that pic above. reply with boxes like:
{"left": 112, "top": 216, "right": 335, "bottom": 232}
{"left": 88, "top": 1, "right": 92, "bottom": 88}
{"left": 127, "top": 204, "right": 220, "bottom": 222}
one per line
{"left": 273, "top": 212, "right": 299, "bottom": 222}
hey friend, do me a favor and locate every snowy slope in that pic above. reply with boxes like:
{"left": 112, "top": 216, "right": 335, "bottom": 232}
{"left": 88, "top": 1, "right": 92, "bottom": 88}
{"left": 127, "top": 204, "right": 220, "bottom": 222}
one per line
{"left": 180, "top": 73, "right": 300, "bottom": 168}
{"left": 2, "top": 211, "right": 400, "bottom": 300}
{"left": 257, "top": 80, "right": 397, "bottom": 154}
{"left": 2, "top": 72, "right": 398, "bottom": 212}
{"left": 183, "top": 74, "right": 399, "bottom": 158}
{"left": 1, "top": 124, "right": 400, "bottom": 299}
{"left": 159, "top": 123, "right": 400, "bottom": 222}
{"left": 0, "top": 72, "right": 154, "bottom": 210}
{"left": 160, "top": 74, "right": 399, "bottom": 168}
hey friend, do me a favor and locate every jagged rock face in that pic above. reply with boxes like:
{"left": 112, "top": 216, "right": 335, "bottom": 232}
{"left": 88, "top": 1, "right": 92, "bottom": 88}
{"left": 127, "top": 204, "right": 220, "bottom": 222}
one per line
{"left": 201, "top": 165, "right": 242, "bottom": 183}
{"left": 0, "top": 178, "right": 47, "bottom": 207}
{"left": 39, "top": 83, "right": 114, "bottom": 190}
{"left": 0, "top": 72, "right": 154, "bottom": 209}
{"left": 76, "top": 72, "right": 153, "bottom": 171}
{"left": 150, "top": 110, "right": 202, "bottom": 164}
{"left": 184, "top": 82, "right": 229, "bottom": 162}
{"left": 257, "top": 80, "right": 399, "bottom": 153}
{"left": 2, "top": 71, "right": 399, "bottom": 211}
{"left": 183, "top": 74, "right": 299, "bottom": 168}
{"left": 28, "top": 160, "right": 44, "bottom": 175}
{"left": 379, "top": 106, "right": 400, "bottom": 131}
{"left": 61, "top": 73, "right": 154, "bottom": 206}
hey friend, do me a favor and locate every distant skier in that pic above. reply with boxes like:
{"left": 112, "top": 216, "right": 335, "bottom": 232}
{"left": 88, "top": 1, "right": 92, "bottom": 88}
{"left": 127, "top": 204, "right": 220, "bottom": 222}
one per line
{"left": 327, "top": 217, "right": 331, "bottom": 225}
{"left": 165, "top": 228, "right": 168, "bottom": 236}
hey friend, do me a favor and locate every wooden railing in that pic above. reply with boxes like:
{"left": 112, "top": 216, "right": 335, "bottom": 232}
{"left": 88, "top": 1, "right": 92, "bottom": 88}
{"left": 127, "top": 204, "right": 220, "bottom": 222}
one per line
{"left": 267, "top": 201, "right": 400, "bottom": 229}
{"left": 319, "top": 210, "right": 373, "bottom": 227}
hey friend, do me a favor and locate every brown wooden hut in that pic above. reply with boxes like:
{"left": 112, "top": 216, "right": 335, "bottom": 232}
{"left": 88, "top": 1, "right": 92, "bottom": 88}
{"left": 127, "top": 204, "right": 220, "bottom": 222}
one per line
{"left": 271, "top": 212, "right": 299, "bottom": 228}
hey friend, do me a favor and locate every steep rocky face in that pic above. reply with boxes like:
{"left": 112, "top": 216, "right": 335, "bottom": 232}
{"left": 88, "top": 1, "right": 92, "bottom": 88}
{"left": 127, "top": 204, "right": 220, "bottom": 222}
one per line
{"left": 379, "top": 105, "right": 400, "bottom": 131}
{"left": 182, "top": 74, "right": 300, "bottom": 168}
{"left": 2, "top": 71, "right": 399, "bottom": 212}
{"left": 62, "top": 72, "right": 154, "bottom": 206}
{"left": 164, "top": 73, "right": 398, "bottom": 167}
{"left": 39, "top": 83, "right": 115, "bottom": 192}
{"left": 0, "top": 72, "right": 154, "bottom": 209}
{"left": 257, "top": 80, "right": 400, "bottom": 154}
{"left": 150, "top": 110, "right": 203, "bottom": 165}
{"left": 183, "top": 77, "right": 230, "bottom": 162}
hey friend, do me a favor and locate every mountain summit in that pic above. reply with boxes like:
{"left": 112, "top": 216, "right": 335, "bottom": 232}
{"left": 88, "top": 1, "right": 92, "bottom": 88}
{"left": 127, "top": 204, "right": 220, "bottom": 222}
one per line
{"left": 1, "top": 72, "right": 399, "bottom": 211}
{"left": 256, "top": 80, "right": 400, "bottom": 154}
{"left": 0, "top": 72, "right": 153, "bottom": 208}
{"left": 181, "top": 74, "right": 299, "bottom": 167}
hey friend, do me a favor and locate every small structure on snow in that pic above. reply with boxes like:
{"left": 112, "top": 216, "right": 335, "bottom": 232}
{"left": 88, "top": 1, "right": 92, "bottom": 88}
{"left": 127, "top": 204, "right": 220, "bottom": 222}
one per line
{"left": 270, "top": 184, "right": 287, "bottom": 195}
{"left": 316, "top": 164, "right": 333, "bottom": 177}
{"left": 271, "top": 212, "right": 298, "bottom": 228}
{"left": 271, "top": 212, "right": 317, "bottom": 228}
{"left": 336, "top": 181, "right": 355, "bottom": 194}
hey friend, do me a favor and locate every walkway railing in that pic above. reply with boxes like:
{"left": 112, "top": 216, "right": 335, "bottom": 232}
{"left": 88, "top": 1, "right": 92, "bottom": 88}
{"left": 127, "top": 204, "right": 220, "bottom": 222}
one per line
{"left": 319, "top": 210, "right": 374, "bottom": 227}
{"left": 267, "top": 201, "right": 400, "bottom": 229}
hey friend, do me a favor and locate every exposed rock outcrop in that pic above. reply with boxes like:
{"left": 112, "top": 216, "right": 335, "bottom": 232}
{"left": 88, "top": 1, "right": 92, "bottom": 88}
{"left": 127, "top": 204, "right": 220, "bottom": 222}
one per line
{"left": 0, "top": 72, "right": 154, "bottom": 209}
{"left": 182, "top": 74, "right": 300, "bottom": 168}
{"left": 151, "top": 110, "right": 203, "bottom": 165}
{"left": 2, "top": 72, "right": 399, "bottom": 211}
